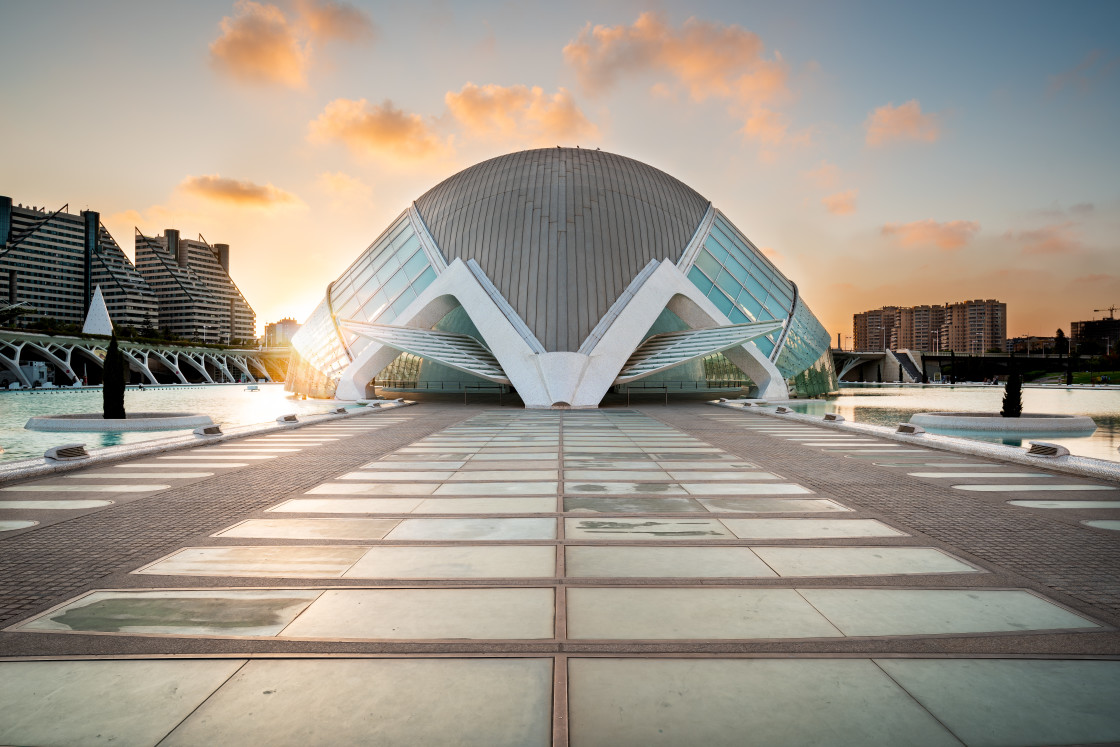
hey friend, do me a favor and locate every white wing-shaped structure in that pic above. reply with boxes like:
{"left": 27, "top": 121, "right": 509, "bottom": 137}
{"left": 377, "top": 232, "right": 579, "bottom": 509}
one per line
{"left": 288, "top": 148, "right": 838, "bottom": 407}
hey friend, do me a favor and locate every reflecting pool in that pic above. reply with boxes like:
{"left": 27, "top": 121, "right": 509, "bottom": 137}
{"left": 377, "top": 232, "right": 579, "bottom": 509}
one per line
{"left": 787, "top": 385, "right": 1120, "bottom": 463}
{"left": 0, "top": 384, "right": 349, "bottom": 463}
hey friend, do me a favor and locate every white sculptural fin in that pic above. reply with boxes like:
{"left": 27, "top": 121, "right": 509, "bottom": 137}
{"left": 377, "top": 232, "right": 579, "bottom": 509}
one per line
{"left": 82, "top": 285, "right": 114, "bottom": 336}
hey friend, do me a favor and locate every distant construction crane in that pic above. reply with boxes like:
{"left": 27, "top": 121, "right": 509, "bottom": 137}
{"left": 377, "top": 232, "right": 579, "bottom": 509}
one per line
{"left": 1094, "top": 305, "right": 1117, "bottom": 319}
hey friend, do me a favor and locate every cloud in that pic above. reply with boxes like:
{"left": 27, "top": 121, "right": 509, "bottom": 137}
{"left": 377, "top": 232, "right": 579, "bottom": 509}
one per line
{"left": 210, "top": 1, "right": 309, "bottom": 88}
{"left": 316, "top": 171, "right": 373, "bottom": 207}
{"left": 1073, "top": 273, "right": 1114, "bottom": 284}
{"left": 1003, "top": 222, "right": 1082, "bottom": 255}
{"left": 308, "top": 98, "right": 448, "bottom": 160}
{"left": 865, "top": 100, "right": 940, "bottom": 146}
{"left": 179, "top": 174, "right": 303, "bottom": 208}
{"left": 563, "top": 12, "right": 783, "bottom": 101}
{"left": 445, "top": 83, "right": 599, "bottom": 144}
{"left": 882, "top": 219, "right": 979, "bottom": 250}
{"left": 563, "top": 12, "right": 804, "bottom": 152}
{"left": 822, "top": 189, "right": 858, "bottom": 215}
{"left": 210, "top": 0, "right": 374, "bottom": 88}
{"left": 741, "top": 108, "right": 810, "bottom": 148}
{"left": 1047, "top": 50, "right": 1120, "bottom": 94}
{"left": 295, "top": 0, "right": 375, "bottom": 42}
{"left": 804, "top": 161, "right": 839, "bottom": 190}
{"left": 759, "top": 246, "right": 784, "bottom": 263}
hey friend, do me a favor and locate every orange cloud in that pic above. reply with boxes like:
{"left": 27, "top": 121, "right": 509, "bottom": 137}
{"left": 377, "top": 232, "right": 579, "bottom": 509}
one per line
{"left": 179, "top": 174, "right": 303, "bottom": 208}
{"left": 882, "top": 219, "right": 979, "bottom": 250}
{"left": 308, "top": 98, "right": 448, "bottom": 160}
{"left": 760, "top": 246, "right": 784, "bottom": 263}
{"left": 741, "top": 108, "right": 810, "bottom": 148}
{"left": 563, "top": 12, "right": 784, "bottom": 101}
{"left": 822, "top": 189, "right": 858, "bottom": 215}
{"left": 316, "top": 171, "right": 372, "bottom": 201}
{"left": 295, "top": 0, "right": 375, "bottom": 42}
{"left": 1004, "top": 222, "right": 1082, "bottom": 255}
{"left": 210, "top": 1, "right": 308, "bottom": 88}
{"left": 563, "top": 12, "right": 801, "bottom": 152}
{"left": 445, "top": 83, "right": 599, "bottom": 144}
{"left": 865, "top": 100, "right": 940, "bottom": 146}
{"left": 804, "top": 161, "right": 839, "bottom": 189}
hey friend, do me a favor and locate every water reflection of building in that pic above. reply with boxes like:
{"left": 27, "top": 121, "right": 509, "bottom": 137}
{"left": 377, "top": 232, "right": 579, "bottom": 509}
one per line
{"left": 287, "top": 148, "right": 837, "bottom": 406}
{"left": 854, "top": 299, "right": 1006, "bottom": 354}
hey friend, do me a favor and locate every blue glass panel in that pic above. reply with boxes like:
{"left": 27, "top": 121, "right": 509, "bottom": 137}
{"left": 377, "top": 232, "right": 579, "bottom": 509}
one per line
{"left": 707, "top": 286, "right": 734, "bottom": 315}
{"left": 703, "top": 235, "right": 730, "bottom": 263}
{"left": 694, "top": 249, "right": 722, "bottom": 280}
{"left": 688, "top": 266, "right": 713, "bottom": 295}
{"left": 753, "top": 335, "right": 775, "bottom": 356}
{"left": 387, "top": 285, "right": 418, "bottom": 319}
{"left": 764, "top": 296, "right": 790, "bottom": 319}
{"left": 734, "top": 288, "right": 763, "bottom": 316}
{"left": 375, "top": 255, "right": 402, "bottom": 286}
{"left": 412, "top": 266, "right": 437, "bottom": 295}
{"left": 714, "top": 269, "right": 744, "bottom": 299}
{"left": 401, "top": 250, "right": 428, "bottom": 281}
{"left": 359, "top": 290, "right": 389, "bottom": 321}
{"left": 381, "top": 269, "right": 410, "bottom": 299}
{"left": 741, "top": 272, "right": 769, "bottom": 304}
{"left": 722, "top": 255, "right": 751, "bottom": 285}
{"left": 394, "top": 233, "right": 420, "bottom": 256}
{"left": 727, "top": 307, "right": 749, "bottom": 324}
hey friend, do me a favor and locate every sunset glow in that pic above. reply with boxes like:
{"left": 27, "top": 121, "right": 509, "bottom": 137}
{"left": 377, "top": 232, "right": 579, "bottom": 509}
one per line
{"left": 2, "top": 1, "right": 1117, "bottom": 338}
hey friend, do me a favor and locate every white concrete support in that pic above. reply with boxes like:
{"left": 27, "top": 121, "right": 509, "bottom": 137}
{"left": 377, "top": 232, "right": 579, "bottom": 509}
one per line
{"left": 337, "top": 258, "right": 790, "bottom": 406}
{"left": 336, "top": 260, "right": 551, "bottom": 403}
{"left": 203, "top": 354, "right": 236, "bottom": 383}
{"left": 179, "top": 353, "right": 215, "bottom": 383}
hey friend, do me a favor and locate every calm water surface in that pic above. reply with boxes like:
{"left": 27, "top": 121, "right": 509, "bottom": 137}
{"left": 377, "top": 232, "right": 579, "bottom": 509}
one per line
{"left": 787, "top": 385, "right": 1120, "bottom": 463}
{"left": 0, "top": 384, "right": 352, "bottom": 463}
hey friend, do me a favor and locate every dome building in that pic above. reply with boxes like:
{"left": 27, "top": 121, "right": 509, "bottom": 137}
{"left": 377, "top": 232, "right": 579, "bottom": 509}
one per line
{"left": 287, "top": 148, "right": 836, "bottom": 407}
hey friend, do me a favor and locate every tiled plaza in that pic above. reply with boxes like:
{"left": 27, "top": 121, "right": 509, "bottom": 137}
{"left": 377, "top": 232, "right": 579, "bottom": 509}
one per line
{"left": 1, "top": 403, "right": 1119, "bottom": 745}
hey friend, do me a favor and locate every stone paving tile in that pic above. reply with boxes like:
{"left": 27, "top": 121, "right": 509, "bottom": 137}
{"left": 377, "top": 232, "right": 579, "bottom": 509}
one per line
{"left": 3, "top": 402, "right": 1120, "bottom": 745}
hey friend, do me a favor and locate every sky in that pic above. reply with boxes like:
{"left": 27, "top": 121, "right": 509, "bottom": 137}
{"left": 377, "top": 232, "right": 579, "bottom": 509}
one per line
{"left": 2, "top": 0, "right": 1118, "bottom": 343}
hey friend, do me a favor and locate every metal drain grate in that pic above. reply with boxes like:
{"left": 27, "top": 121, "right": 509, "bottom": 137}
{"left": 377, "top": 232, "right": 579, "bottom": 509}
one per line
{"left": 896, "top": 423, "right": 925, "bottom": 435}
{"left": 194, "top": 425, "right": 222, "bottom": 436}
{"left": 824, "top": 413, "right": 845, "bottom": 422}
{"left": 276, "top": 414, "right": 299, "bottom": 423}
{"left": 45, "top": 443, "right": 89, "bottom": 461}
{"left": 1027, "top": 441, "right": 1069, "bottom": 458}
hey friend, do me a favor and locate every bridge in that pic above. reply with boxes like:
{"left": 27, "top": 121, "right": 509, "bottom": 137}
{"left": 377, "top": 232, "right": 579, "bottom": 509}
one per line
{"left": 0, "top": 330, "right": 288, "bottom": 388}
{"left": 832, "top": 349, "right": 1075, "bottom": 383}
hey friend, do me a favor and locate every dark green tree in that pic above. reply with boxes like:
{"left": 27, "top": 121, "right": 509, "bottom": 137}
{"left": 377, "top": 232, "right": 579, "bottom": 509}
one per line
{"left": 1001, "top": 354, "right": 1022, "bottom": 417}
{"left": 102, "top": 331, "right": 127, "bottom": 419}
{"left": 1055, "top": 329, "right": 1067, "bottom": 359}
{"left": 876, "top": 364, "right": 882, "bottom": 383}
{"left": 949, "top": 350, "right": 956, "bottom": 383}
{"left": 1065, "top": 346, "right": 1077, "bottom": 386}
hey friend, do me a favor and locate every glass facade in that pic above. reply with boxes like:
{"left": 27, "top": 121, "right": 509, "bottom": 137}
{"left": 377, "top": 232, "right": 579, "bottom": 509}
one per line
{"left": 290, "top": 212, "right": 439, "bottom": 391}
{"left": 684, "top": 214, "right": 794, "bottom": 357}
{"left": 775, "top": 297, "right": 838, "bottom": 397}
{"left": 288, "top": 198, "right": 838, "bottom": 401}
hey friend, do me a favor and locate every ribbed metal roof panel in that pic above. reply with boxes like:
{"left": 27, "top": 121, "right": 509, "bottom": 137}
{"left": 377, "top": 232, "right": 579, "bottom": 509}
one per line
{"left": 413, "top": 148, "right": 709, "bottom": 352}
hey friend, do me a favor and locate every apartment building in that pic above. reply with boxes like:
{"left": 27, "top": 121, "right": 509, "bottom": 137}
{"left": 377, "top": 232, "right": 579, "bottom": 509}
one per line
{"left": 854, "top": 299, "right": 1005, "bottom": 353}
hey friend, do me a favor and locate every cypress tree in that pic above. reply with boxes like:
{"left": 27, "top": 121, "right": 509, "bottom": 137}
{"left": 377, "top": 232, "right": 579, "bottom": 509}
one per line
{"left": 1001, "top": 354, "right": 1022, "bottom": 418}
{"left": 876, "top": 364, "right": 882, "bottom": 383}
{"left": 103, "top": 331, "right": 127, "bottom": 419}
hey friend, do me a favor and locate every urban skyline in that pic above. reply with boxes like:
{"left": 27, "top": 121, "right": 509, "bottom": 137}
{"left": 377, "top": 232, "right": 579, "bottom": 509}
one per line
{"left": 2, "top": 1, "right": 1117, "bottom": 340}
